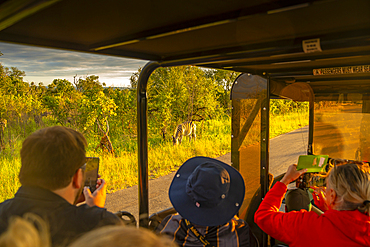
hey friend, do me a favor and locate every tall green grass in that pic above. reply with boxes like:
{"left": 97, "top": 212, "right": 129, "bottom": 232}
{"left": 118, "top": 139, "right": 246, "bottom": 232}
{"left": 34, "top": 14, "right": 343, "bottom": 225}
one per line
{"left": 97, "top": 117, "right": 232, "bottom": 193}
{"left": 0, "top": 157, "right": 21, "bottom": 202}
{"left": 270, "top": 111, "right": 308, "bottom": 138}
{"left": 0, "top": 109, "right": 308, "bottom": 201}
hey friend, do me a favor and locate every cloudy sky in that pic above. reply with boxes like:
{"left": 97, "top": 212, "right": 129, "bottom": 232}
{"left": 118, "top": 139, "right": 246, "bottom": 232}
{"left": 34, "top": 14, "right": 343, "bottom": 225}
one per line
{"left": 0, "top": 42, "right": 148, "bottom": 87}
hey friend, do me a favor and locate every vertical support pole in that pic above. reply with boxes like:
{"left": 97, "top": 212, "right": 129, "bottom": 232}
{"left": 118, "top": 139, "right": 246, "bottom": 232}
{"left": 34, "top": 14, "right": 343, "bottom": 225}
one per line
{"left": 260, "top": 78, "right": 270, "bottom": 197}
{"left": 137, "top": 61, "right": 160, "bottom": 228}
{"left": 231, "top": 99, "right": 241, "bottom": 170}
{"left": 358, "top": 94, "right": 370, "bottom": 160}
{"left": 260, "top": 76, "right": 270, "bottom": 247}
{"left": 308, "top": 100, "right": 314, "bottom": 155}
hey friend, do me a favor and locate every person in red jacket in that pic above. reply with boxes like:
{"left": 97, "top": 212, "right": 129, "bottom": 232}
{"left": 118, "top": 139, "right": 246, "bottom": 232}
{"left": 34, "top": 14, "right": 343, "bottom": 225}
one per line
{"left": 254, "top": 162, "right": 370, "bottom": 247}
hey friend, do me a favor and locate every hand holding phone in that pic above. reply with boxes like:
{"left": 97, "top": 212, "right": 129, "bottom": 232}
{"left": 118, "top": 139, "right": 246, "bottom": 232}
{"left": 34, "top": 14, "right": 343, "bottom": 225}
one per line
{"left": 280, "top": 164, "right": 308, "bottom": 185}
{"left": 83, "top": 178, "right": 107, "bottom": 208}
{"left": 296, "top": 155, "right": 328, "bottom": 188}
{"left": 84, "top": 157, "right": 99, "bottom": 193}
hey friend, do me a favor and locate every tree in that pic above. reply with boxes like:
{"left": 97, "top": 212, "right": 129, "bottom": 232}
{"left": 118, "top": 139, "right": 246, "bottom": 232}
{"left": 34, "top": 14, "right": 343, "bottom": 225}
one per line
{"left": 47, "top": 79, "right": 75, "bottom": 96}
{"left": 74, "top": 75, "right": 104, "bottom": 96}
{"left": 205, "top": 69, "right": 239, "bottom": 114}
{"left": 0, "top": 66, "right": 29, "bottom": 96}
{"left": 43, "top": 79, "right": 82, "bottom": 128}
{"left": 141, "top": 66, "right": 224, "bottom": 139}
{"left": 110, "top": 88, "right": 136, "bottom": 136}
{"left": 77, "top": 91, "right": 117, "bottom": 132}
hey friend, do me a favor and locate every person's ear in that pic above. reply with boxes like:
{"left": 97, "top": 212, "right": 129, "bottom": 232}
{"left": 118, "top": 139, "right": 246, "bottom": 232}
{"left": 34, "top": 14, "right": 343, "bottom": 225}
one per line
{"left": 72, "top": 169, "right": 84, "bottom": 189}
{"left": 328, "top": 188, "right": 337, "bottom": 207}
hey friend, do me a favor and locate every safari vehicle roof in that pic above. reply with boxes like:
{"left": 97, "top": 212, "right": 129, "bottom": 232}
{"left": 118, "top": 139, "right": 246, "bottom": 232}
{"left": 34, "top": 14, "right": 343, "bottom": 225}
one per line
{"left": 1, "top": 0, "right": 369, "bottom": 95}
{"left": 1, "top": 0, "right": 370, "bottom": 239}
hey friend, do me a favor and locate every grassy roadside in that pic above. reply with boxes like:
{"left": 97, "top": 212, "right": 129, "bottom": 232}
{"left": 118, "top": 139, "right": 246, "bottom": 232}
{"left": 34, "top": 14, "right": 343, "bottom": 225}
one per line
{"left": 0, "top": 109, "right": 308, "bottom": 201}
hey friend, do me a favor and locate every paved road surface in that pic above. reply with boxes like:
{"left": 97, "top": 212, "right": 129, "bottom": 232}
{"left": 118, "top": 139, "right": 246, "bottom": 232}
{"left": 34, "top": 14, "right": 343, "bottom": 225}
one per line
{"left": 105, "top": 126, "right": 308, "bottom": 221}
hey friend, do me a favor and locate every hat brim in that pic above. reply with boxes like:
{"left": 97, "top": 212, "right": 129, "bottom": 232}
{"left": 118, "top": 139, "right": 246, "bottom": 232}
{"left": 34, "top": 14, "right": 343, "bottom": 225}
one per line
{"left": 169, "top": 156, "right": 245, "bottom": 226}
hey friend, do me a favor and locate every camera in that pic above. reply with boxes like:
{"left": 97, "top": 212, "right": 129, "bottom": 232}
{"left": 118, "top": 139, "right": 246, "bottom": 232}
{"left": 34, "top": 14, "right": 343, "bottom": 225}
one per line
{"left": 296, "top": 173, "right": 326, "bottom": 189}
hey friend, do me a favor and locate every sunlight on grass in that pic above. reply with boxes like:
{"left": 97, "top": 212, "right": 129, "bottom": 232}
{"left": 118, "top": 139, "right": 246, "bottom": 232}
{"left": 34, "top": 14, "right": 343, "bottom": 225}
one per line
{"left": 0, "top": 157, "right": 21, "bottom": 202}
{"left": 270, "top": 112, "right": 308, "bottom": 138}
{"left": 0, "top": 109, "right": 308, "bottom": 199}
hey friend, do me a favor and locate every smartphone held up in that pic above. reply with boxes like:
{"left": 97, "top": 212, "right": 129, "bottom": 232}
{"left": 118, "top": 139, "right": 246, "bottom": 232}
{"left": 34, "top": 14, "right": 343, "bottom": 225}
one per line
{"left": 84, "top": 157, "right": 99, "bottom": 193}
{"left": 296, "top": 155, "right": 328, "bottom": 189}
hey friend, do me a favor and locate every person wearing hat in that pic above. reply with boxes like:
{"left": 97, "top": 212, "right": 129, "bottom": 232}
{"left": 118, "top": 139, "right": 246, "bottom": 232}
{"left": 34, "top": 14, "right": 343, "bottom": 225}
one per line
{"left": 156, "top": 156, "right": 250, "bottom": 247}
{"left": 285, "top": 188, "right": 312, "bottom": 212}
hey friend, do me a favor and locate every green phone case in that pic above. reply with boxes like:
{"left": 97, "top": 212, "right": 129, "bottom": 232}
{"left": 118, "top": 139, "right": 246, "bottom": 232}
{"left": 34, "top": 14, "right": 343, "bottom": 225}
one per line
{"left": 297, "top": 155, "right": 329, "bottom": 173}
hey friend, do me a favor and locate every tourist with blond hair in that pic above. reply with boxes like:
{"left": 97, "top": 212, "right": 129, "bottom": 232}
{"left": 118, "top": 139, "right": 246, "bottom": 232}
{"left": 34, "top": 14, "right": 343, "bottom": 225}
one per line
{"left": 255, "top": 162, "right": 370, "bottom": 246}
{"left": 68, "top": 225, "right": 177, "bottom": 247}
{"left": 0, "top": 213, "right": 50, "bottom": 247}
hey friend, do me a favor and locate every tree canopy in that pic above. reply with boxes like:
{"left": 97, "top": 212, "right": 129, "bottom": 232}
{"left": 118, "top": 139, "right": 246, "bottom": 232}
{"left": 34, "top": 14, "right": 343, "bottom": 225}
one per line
{"left": 0, "top": 55, "right": 238, "bottom": 150}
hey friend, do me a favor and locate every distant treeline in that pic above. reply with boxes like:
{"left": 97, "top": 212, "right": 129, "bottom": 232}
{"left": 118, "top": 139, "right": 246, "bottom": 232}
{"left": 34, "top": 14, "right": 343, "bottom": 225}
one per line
{"left": 0, "top": 60, "right": 239, "bottom": 155}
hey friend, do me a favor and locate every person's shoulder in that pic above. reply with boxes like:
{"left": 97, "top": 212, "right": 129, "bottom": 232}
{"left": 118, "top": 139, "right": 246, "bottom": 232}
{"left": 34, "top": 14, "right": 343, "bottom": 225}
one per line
{"left": 75, "top": 204, "right": 121, "bottom": 224}
{"left": 0, "top": 200, "right": 13, "bottom": 233}
{"left": 0, "top": 197, "right": 14, "bottom": 210}
{"left": 0, "top": 197, "right": 18, "bottom": 221}
{"left": 76, "top": 204, "right": 117, "bottom": 216}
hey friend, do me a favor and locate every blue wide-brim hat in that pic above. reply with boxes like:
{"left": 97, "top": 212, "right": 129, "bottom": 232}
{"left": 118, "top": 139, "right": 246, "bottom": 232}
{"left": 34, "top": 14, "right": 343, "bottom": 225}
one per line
{"left": 169, "top": 156, "right": 245, "bottom": 226}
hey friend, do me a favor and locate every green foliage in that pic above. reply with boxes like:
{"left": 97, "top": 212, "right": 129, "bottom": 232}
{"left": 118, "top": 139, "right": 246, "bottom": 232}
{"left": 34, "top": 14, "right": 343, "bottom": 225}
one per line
{"left": 109, "top": 88, "right": 136, "bottom": 136}
{"left": 205, "top": 69, "right": 239, "bottom": 113}
{"left": 78, "top": 91, "right": 117, "bottom": 131}
{"left": 0, "top": 61, "right": 309, "bottom": 201}
{"left": 0, "top": 67, "right": 29, "bottom": 96}
{"left": 47, "top": 79, "right": 75, "bottom": 96}
{"left": 0, "top": 156, "right": 21, "bottom": 202}
{"left": 270, "top": 99, "right": 308, "bottom": 115}
{"left": 75, "top": 75, "right": 104, "bottom": 96}
{"left": 0, "top": 110, "right": 309, "bottom": 200}
{"left": 129, "top": 66, "right": 236, "bottom": 139}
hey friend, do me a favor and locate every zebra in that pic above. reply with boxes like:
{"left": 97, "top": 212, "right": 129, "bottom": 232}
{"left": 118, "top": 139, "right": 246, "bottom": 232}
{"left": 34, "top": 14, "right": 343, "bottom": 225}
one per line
{"left": 172, "top": 121, "right": 196, "bottom": 145}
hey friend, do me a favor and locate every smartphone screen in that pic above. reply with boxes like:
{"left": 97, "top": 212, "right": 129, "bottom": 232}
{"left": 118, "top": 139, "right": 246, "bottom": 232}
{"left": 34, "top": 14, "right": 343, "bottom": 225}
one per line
{"left": 84, "top": 157, "right": 99, "bottom": 193}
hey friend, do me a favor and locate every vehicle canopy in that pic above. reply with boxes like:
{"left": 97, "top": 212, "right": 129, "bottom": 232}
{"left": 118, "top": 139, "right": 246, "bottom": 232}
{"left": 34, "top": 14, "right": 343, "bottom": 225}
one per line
{"left": 1, "top": 0, "right": 369, "bottom": 246}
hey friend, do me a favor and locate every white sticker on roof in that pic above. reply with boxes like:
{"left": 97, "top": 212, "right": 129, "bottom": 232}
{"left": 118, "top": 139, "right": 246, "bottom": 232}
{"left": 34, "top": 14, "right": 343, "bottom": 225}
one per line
{"left": 313, "top": 65, "right": 370, "bottom": 75}
{"left": 303, "top": 38, "right": 322, "bottom": 53}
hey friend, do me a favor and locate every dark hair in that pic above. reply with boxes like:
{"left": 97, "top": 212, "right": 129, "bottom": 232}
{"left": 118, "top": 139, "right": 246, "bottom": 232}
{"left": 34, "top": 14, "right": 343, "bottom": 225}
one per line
{"left": 19, "top": 126, "right": 87, "bottom": 190}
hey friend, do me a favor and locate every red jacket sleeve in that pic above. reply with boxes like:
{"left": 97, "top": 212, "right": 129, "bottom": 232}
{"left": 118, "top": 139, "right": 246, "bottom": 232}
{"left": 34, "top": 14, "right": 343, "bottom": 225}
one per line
{"left": 254, "top": 181, "right": 320, "bottom": 245}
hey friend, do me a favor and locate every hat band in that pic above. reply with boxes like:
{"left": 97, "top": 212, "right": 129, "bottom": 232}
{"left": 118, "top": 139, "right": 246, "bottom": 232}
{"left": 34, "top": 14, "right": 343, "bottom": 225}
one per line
{"left": 192, "top": 195, "right": 226, "bottom": 208}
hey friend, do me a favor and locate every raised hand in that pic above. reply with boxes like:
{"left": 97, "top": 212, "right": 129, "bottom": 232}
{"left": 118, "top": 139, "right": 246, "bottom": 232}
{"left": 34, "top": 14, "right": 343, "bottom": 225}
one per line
{"left": 280, "top": 164, "right": 307, "bottom": 185}
{"left": 83, "top": 178, "right": 107, "bottom": 208}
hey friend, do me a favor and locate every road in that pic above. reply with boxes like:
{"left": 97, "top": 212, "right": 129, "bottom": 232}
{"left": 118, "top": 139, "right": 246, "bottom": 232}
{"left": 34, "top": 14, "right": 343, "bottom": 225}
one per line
{"left": 105, "top": 126, "right": 308, "bottom": 221}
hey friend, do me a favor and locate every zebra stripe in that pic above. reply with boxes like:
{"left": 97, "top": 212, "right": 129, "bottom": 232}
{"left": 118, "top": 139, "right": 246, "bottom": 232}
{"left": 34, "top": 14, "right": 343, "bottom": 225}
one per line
{"left": 172, "top": 121, "right": 196, "bottom": 145}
